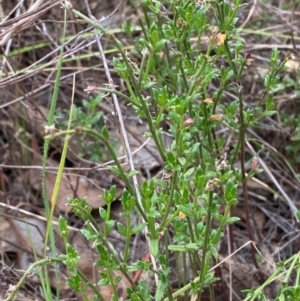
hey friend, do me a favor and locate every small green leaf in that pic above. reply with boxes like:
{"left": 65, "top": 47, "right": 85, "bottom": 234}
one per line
{"left": 168, "top": 111, "right": 182, "bottom": 124}
{"left": 150, "top": 28, "right": 159, "bottom": 45}
{"left": 66, "top": 244, "right": 78, "bottom": 258}
{"left": 225, "top": 216, "right": 240, "bottom": 225}
{"left": 168, "top": 245, "right": 188, "bottom": 252}
{"left": 143, "top": 81, "right": 157, "bottom": 89}
{"left": 104, "top": 220, "right": 114, "bottom": 235}
{"left": 99, "top": 207, "right": 107, "bottom": 220}
{"left": 150, "top": 238, "right": 159, "bottom": 257}
{"left": 101, "top": 125, "right": 109, "bottom": 140}
{"left": 294, "top": 286, "right": 300, "bottom": 299}
{"left": 270, "top": 48, "right": 279, "bottom": 65}
{"left": 127, "top": 169, "right": 139, "bottom": 178}
{"left": 64, "top": 244, "right": 80, "bottom": 268}
{"left": 166, "top": 150, "right": 176, "bottom": 165}
{"left": 58, "top": 216, "right": 68, "bottom": 240}
{"left": 103, "top": 185, "right": 116, "bottom": 204}
{"left": 190, "top": 142, "right": 200, "bottom": 153}
{"left": 144, "top": 131, "right": 152, "bottom": 138}
{"left": 108, "top": 165, "right": 122, "bottom": 177}
{"left": 113, "top": 57, "right": 126, "bottom": 71}
{"left": 178, "top": 157, "right": 186, "bottom": 166}
{"left": 67, "top": 274, "right": 81, "bottom": 291}
{"left": 154, "top": 39, "right": 167, "bottom": 53}
{"left": 81, "top": 229, "right": 93, "bottom": 240}
{"left": 225, "top": 180, "right": 237, "bottom": 202}
{"left": 98, "top": 278, "right": 109, "bottom": 286}
{"left": 184, "top": 167, "right": 195, "bottom": 177}
{"left": 235, "top": 41, "right": 244, "bottom": 54}
{"left": 155, "top": 276, "right": 168, "bottom": 301}
{"left": 203, "top": 272, "right": 218, "bottom": 285}
{"left": 127, "top": 266, "right": 139, "bottom": 273}
{"left": 194, "top": 174, "right": 206, "bottom": 190}
{"left": 185, "top": 243, "right": 198, "bottom": 251}
{"left": 117, "top": 222, "right": 127, "bottom": 237}
{"left": 266, "top": 94, "right": 274, "bottom": 110}
{"left": 131, "top": 223, "right": 147, "bottom": 235}
{"left": 227, "top": 197, "right": 238, "bottom": 206}
{"left": 264, "top": 110, "right": 276, "bottom": 117}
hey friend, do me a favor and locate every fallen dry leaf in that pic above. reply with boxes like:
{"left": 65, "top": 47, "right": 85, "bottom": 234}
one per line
{"left": 29, "top": 158, "right": 105, "bottom": 212}
{"left": 252, "top": 209, "right": 266, "bottom": 236}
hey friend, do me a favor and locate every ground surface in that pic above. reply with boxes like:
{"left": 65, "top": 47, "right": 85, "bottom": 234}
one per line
{"left": 0, "top": 0, "right": 300, "bottom": 300}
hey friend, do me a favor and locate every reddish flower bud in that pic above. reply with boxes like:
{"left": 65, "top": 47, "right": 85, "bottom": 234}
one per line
{"left": 184, "top": 118, "right": 194, "bottom": 127}
{"left": 251, "top": 156, "right": 259, "bottom": 170}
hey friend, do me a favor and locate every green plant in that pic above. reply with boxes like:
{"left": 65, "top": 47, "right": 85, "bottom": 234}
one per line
{"left": 71, "top": 94, "right": 104, "bottom": 130}
{"left": 56, "top": 93, "right": 108, "bottom": 161}
{"left": 59, "top": 0, "right": 286, "bottom": 299}
{"left": 4, "top": 1, "right": 298, "bottom": 301}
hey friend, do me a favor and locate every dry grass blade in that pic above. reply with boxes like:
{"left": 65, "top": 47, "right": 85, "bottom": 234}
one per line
{"left": 246, "top": 141, "right": 299, "bottom": 222}
{"left": 0, "top": 201, "right": 79, "bottom": 231}
{"left": 0, "top": 0, "right": 61, "bottom": 46}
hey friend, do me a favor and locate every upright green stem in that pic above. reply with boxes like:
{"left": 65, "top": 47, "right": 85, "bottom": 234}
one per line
{"left": 123, "top": 215, "right": 131, "bottom": 263}
{"left": 198, "top": 191, "right": 213, "bottom": 296}
{"left": 41, "top": 6, "right": 68, "bottom": 300}
{"left": 159, "top": 172, "right": 178, "bottom": 231}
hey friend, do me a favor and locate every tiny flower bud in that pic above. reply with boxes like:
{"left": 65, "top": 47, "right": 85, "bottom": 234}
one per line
{"left": 84, "top": 85, "right": 98, "bottom": 94}
{"left": 216, "top": 33, "right": 226, "bottom": 46}
{"left": 179, "top": 211, "right": 186, "bottom": 220}
{"left": 205, "top": 178, "right": 221, "bottom": 191}
{"left": 209, "top": 114, "right": 223, "bottom": 121}
{"left": 284, "top": 53, "right": 300, "bottom": 72}
{"left": 251, "top": 156, "right": 259, "bottom": 170}
{"left": 44, "top": 124, "right": 56, "bottom": 135}
{"left": 184, "top": 118, "right": 194, "bottom": 127}
{"left": 203, "top": 98, "right": 214, "bottom": 104}
{"left": 246, "top": 53, "right": 254, "bottom": 66}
